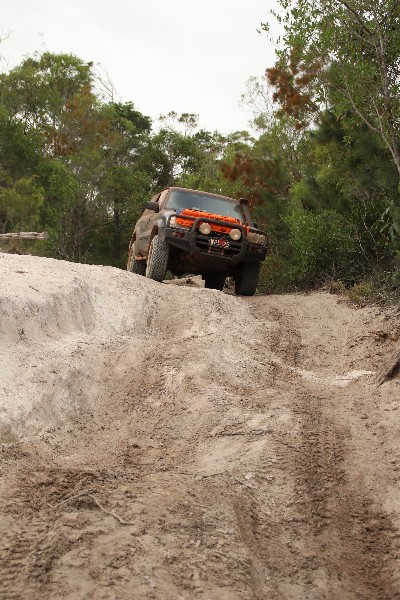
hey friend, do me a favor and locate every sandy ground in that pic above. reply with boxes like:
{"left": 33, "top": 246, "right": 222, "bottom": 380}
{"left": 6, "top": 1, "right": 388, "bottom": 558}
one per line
{"left": 1, "top": 252, "right": 400, "bottom": 600}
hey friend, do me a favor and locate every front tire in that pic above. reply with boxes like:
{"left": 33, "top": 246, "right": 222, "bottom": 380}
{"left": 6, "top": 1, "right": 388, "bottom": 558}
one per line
{"left": 234, "top": 263, "right": 260, "bottom": 296}
{"left": 204, "top": 272, "right": 225, "bottom": 291}
{"left": 145, "top": 234, "right": 169, "bottom": 282}
{"left": 127, "top": 240, "right": 146, "bottom": 276}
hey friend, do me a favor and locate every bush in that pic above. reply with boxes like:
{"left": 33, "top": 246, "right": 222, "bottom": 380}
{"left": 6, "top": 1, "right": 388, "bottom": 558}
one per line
{"left": 330, "top": 268, "right": 400, "bottom": 306}
{"left": 258, "top": 254, "right": 293, "bottom": 293}
{"left": 284, "top": 200, "right": 360, "bottom": 287}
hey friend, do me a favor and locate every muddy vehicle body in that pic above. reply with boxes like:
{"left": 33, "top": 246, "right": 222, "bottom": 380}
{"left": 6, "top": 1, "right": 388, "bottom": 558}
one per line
{"left": 127, "top": 187, "right": 268, "bottom": 295}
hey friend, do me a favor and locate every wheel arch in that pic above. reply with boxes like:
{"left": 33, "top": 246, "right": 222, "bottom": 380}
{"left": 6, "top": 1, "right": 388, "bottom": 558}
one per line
{"left": 128, "top": 229, "right": 138, "bottom": 250}
{"left": 149, "top": 220, "right": 165, "bottom": 245}
{"left": 127, "top": 230, "right": 142, "bottom": 269}
{"left": 150, "top": 224, "right": 159, "bottom": 241}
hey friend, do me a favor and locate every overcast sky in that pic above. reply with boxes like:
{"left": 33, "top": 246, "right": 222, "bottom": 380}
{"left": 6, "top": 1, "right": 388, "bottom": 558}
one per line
{"left": 2, "top": 0, "right": 280, "bottom": 134}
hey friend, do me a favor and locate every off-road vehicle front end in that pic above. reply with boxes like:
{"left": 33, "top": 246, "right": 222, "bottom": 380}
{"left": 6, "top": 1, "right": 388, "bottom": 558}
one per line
{"left": 127, "top": 187, "right": 268, "bottom": 295}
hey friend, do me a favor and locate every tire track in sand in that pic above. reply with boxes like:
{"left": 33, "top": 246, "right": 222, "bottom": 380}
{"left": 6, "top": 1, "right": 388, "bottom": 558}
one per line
{"left": 247, "top": 294, "right": 400, "bottom": 599}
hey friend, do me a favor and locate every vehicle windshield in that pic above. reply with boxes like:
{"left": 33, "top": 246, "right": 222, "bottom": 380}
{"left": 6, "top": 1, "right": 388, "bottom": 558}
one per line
{"left": 166, "top": 190, "right": 244, "bottom": 221}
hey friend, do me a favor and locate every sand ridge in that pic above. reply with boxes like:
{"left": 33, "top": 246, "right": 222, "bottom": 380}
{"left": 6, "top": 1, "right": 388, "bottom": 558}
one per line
{"left": 1, "top": 252, "right": 399, "bottom": 599}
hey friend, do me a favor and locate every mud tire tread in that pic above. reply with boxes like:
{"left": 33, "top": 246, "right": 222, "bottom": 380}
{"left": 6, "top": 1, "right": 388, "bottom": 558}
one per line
{"left": 127, "top": 241, "right": 146, "bottom": 276}
{"left": 145, "top": 235, "right": 169, "bottom": 282}
{"left": 234, "top": 263, "right": 260, "bottom": 296}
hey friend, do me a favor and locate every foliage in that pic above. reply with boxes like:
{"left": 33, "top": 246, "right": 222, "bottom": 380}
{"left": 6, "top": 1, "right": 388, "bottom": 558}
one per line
{"left": 284, "top": 199, "right": 359, "bottom": 285}
{"left": 0, "top": 172, "right": 44, "bottom": 232}
{"left": 258, "top": 254, "right": 293, "bottom": 293}
{"left": 291, "top": 112, "right": 399, "bottom": 264}
{"left": 0, "top": 52, "right": 92, "bottom": 133}
{"left": 264, "top": 0, "right": 400, "bottom": 178}
{"left": 0, "top": 48, "right": 398, "bottom": 302}
{"left": 266, "top": 48, "right": 323, "bottom": 128}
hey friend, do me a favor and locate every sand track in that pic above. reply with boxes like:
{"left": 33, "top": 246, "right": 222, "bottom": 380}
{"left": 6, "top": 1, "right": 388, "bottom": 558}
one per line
{"left": 0, "top": 253, "right": 399, "bottom": 599}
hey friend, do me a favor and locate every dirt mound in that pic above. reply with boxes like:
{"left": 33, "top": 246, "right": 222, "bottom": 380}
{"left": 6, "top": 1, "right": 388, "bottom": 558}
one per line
{"left": 0, "top": 254, "right": 256, "bottom": 435}
{"left": 1, "top": 253, "right": 399, "bottom": 599}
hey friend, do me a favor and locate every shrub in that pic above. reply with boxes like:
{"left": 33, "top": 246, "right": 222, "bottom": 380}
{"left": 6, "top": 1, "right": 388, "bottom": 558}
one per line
{"left": 284, "top": 200, "right": 360, "bottom": 287}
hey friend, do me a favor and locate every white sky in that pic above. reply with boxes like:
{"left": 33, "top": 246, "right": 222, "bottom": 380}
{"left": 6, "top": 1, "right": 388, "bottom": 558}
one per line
{"left": 1, "top": 0, "right": 280, "bottom": 134}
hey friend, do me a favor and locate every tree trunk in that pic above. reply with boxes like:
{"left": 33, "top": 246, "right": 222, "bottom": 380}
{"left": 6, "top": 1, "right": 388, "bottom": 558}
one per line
{"left": 114, "top": 205, "right": 120, "bottom": 259}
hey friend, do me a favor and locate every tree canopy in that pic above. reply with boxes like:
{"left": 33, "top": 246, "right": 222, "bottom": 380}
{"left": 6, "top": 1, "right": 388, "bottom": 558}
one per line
{"left": 0, "top": 42, "right": 398, "bottom": 302}
{"left": 264, "top": 0, "right": 400, "bottom": 177}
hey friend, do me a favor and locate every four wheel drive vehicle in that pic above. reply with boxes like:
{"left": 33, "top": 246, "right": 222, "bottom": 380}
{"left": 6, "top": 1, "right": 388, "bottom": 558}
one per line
{"left": 127, "top": 187, "right": 268, "bottom": 296}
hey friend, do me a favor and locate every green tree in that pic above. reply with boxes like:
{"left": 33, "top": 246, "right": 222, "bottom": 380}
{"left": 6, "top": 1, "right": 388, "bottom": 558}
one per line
{"left": 288, "top": 111, "right": 399, "bottom": 283}
{"left": 0, "top": 105, "right": 43, "bottom": 178}
{"left": 264, "top": 0, "right": 400, "bottom": 178}
{"left": 0, "top": 51, "right": 154, "bottom": 263}
{"left": 94, "top": 101, "right": 152, "bottom": 264}
{"left": 0, "top": 52, "right": 92, "bottom": 135}
{"left": 149, "top": 113, "right": 203, "bottom": 186}
{"left": 0, "top": 98, "right": 45, "bottom": 236}
{"left": 284, "top": 200, "right": 358, "bottom": 285}
{"left": 0, "top": 173, "right": 43, "bottom": 233}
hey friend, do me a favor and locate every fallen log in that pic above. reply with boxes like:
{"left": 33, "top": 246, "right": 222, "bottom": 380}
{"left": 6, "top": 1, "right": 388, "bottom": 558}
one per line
{"left": 0, "top": 232, "right": 48, "bottom": 240}
{"left": 376, "top": 346, "right": 400, "bottom": 386}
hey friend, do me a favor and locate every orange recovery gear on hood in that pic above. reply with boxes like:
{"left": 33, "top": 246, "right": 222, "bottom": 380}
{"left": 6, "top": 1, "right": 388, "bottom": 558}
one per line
{"left": 175, "top": 209, "right": 248, "bottom": 235}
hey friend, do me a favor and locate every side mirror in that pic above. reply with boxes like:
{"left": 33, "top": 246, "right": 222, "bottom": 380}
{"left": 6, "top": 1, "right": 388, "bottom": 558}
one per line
{"left": 146, "top": 201, "right": 160, "bottom": 213}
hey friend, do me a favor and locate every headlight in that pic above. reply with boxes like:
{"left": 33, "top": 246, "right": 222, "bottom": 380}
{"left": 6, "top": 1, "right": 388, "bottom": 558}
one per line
{"left": 170, "top": 216, "right": 178, "bottom": 228}
{"left": 246, "top": 232, "right": 266, "bottom": 245}
{"left": 199, "top": 222, "right": 212, "bottom": 235}
{"left": 229, "top": 228, "right": 241, "bottom": 241}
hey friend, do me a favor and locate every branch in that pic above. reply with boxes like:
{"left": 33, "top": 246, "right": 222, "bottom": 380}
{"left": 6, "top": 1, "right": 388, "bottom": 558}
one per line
{"left": 50, "top": 492, "right": 135, "bottom": 526}
{"left": 0, "top": 232, "right": 48, "bottom": 240}
{"left": 86, "top": 494, "right": 135, "bottom": 526}
{"left": 369, "top": 95, "right": 400, "bottom": 168}
{"left": 329, "top": 79, "right": 378, "bottom": 133}
{"left": 333, "top": 0, "right": 374, "bottom": 37}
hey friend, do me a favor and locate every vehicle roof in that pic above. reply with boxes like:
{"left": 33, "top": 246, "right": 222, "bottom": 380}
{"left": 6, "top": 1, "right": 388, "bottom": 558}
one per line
{"left": 166, "top": 187, "right": 240, "bottom": 203}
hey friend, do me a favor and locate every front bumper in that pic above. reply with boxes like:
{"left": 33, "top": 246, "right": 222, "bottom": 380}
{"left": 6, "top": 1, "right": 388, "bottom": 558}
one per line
{"left": 159, "top": 214, "right": 268, "bottom": 265}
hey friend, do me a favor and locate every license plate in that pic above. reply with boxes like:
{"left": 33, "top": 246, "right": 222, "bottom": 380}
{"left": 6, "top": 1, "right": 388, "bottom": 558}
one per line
{"left": 209, "top": 238, "right": 229, "bottom": 248}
